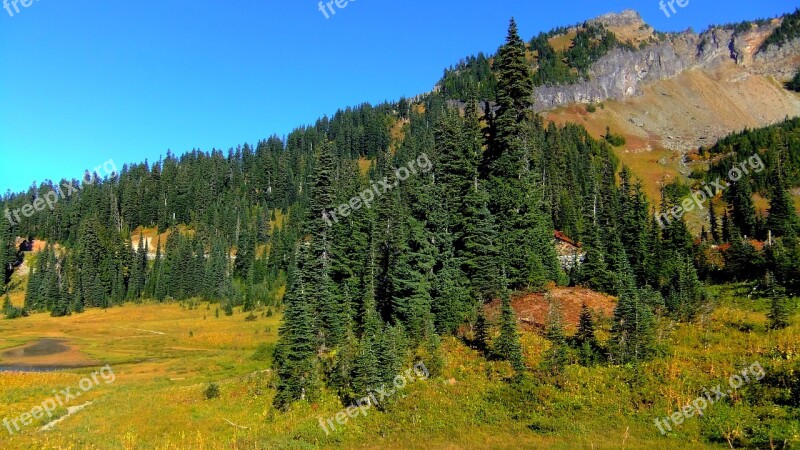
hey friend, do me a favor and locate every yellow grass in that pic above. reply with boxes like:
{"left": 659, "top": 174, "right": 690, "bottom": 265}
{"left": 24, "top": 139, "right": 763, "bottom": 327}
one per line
{"left": 357, "top": 157, "right": 373, "bottom": 176}
{"left": 548, "top": 31, "right": 577, "bottom": 52}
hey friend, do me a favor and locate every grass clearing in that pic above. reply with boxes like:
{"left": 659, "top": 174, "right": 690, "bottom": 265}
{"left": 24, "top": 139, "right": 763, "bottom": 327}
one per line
{"left": 0, "top": 287, "right": 797, "bottom": 449}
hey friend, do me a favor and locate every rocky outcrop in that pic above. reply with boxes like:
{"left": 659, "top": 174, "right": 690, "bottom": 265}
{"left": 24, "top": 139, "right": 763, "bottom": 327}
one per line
{"left": 534, "top": 11, "right": 800, "bottom": 112}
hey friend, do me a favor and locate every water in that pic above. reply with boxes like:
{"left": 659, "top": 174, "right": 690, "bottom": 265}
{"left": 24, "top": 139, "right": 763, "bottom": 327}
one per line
{"left": 0, "top": 338, "right": 99, "bottom": 372}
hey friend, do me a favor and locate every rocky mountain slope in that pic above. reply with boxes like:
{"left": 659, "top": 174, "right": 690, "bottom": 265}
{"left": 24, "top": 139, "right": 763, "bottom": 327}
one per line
{"left": 530, "top": 10, "right": 800, "bottom": 209}
{"left": 537, "top": 10, "right": 800, "bottom": 154}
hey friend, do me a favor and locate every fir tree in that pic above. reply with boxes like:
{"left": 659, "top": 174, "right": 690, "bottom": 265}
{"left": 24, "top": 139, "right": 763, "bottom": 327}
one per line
{"left": 665, "top": 256, "right": 707, "bottom": 321}
{"left": 474, "top": 309, "right": 490, "bottom": 354}
{"left": 492, "top": 272, "right": 524, "bottom": 372}
{"left": 727, "top": 176, "right": 758, "bottom": 238}
{"left": 766, "top": 170, "right": 800, "bottom": 239}
{"left": 542, "top": 295, "right": 569, "bottom": 375}
{"left": 610, "top": 263, "right": 655, "bottom": 365}
{"left": 574, "top": 303, "right": 600, "bottom": 366}
{"left": 273, "top": 246, "right": 321, "bottom": 408}
{"left": 708, "top": 199, "right": 720, "bottom": 243}
{"left": 765, "top": 271, "right": 791, "bottom": 330}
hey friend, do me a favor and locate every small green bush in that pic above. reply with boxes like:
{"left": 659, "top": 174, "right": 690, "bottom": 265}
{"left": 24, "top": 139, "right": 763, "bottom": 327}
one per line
{"left": 204, "top": 383, "right": 220, "bottom": 400}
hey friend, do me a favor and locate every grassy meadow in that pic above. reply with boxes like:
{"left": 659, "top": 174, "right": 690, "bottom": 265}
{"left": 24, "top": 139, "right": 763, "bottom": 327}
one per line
{"left": 0, "top": 285, "right": 798, "bottom": 449}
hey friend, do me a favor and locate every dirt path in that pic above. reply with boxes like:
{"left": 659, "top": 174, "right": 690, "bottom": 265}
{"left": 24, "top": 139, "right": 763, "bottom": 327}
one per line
{"left": 40, "top": 401, "right": 93, "bottom": 432}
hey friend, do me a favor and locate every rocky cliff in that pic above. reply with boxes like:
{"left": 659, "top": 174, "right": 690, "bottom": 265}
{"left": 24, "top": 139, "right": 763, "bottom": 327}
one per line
{"left": 533, "top": 11, "right": 800, "bottom": 112}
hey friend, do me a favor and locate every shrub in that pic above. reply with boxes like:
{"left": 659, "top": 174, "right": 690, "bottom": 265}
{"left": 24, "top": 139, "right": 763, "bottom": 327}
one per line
{"left": 252, "top": 343, "right": 274, "bottom": 362}
{"left": 204, "top": 383, "right": 220, "bottom": 399}
{"left": 603, "top": 126, "right": 626, "bottom": 146}
{"left": 788, "top": 70, "right": 800, "bottom": 92}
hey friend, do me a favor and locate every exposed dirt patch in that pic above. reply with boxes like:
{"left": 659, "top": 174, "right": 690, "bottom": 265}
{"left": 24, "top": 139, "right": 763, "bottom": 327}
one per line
{"left": 485, "top": 287, "right": 616, "bottom": 333}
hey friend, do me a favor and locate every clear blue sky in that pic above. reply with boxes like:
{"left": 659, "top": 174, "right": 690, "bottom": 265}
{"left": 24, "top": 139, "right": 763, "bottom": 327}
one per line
{"left": 1, "top": 0, "right": 796, "bottom": 193}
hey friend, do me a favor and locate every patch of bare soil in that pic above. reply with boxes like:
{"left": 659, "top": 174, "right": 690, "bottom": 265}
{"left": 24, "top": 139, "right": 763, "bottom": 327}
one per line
{"left": 486, "top": 287, "right": 616, "bottom": 333}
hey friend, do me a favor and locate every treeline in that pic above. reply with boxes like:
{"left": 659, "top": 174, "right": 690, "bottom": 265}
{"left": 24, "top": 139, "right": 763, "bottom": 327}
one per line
{"left": 439, "top": 22, "right": 630, "bottom": 101}
{"left": 1, "top": 98, "right": 399, "bottom": 316}
{"left": 760, "top": 8, "right": 800, "bottom": 51}
{"left": 689, "top": 118, "right": 800, "bottom": 293}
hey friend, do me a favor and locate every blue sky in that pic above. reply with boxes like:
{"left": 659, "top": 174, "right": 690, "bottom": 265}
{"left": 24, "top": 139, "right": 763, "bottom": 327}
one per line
{"left": 1, "top": 0, "right": 796, "bottom": 193}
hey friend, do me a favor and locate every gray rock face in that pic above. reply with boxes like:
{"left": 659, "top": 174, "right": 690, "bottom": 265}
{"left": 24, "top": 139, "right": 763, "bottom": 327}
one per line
{"left": 533, "top": 14, "right": 800, "bottom": 112}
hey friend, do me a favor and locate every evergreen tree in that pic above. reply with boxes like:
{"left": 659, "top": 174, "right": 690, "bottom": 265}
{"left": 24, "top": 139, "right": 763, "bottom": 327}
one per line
{"left": 542, "top": 295, "right": 569, "bottom": 375}
{"left": 0, "top": 219, "right": 14, "bottom": 287}
{"left": 273, "top": 246, "right": 321, "bottom": 408}
{"left": 727, "top": 176, "right": 758, "bottom": 238}
{"left": 492, "top": 272, "right": 524, "bottom": 372}
{"left": 708, "top": 199, "right": 721, "bottom": 243}
{"left": 391, "top": 217, "right": 436, "bottom": 340}
{"left": 461, "top": 187, "right": 500, "bottom": 302}
{"left": 765, "top": 171, "right": 800, "bottom": 239}
{"left": 474, "top": 309, "right": 490, "bottom": 354}
{"left": 574, "top": 303, "right": 600, "bottom": 366}
{"left": 352, "top": 334, "right": 381, "bottom": 395}
{"left": 666, "top": 256, "right": 707, "bottom": 321}
{"left": 205, "top": 237, "right": 230, "bottom": 300}
{"left": 765, "top": 271, "right": 791, "bottom": 330}
{"left": 610, "top": 263, "right": 655, "bottom": 365}
{"left": 127, "top": 233, "right": 147, "bottom": 301}
{"left": 483, "top": 19, "right": 552, "bottom": 288}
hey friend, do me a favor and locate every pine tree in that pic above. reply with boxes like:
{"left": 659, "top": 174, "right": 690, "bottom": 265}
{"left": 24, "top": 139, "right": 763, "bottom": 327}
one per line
{"left": 461, "top": 187, "right": 500, "bottom": 302}
{"left": 0, "top": 219, "right": 13, "bottom": 287}
{"left": 474, "top": 309, "right": 490, "bottom": 354}
{"left": 666, "top": 256, "right": 707, "bottom": 321}
{"left": 765, "top": 271, "right": 791, "bottom": 330}
{"left": 492, "top": 272, "right": 524, "bottom": 372}
{"left": 25, "top": 247, "right": 47, "bottom": 310}
{"left": 352, "top": 335, "right": 381, "bottom": 395}
{"left": 542, "top": 295, "right": 569, "bottom": 375}
{"left": 273, "top": 246, "right": 321, "bottom": 408}
{"left": 309, "top": 142, "right": 345, "bottom": 349}
{"left": 391, "top": 217, "right": 436, "bottom": 340}
{"left": 483, "top": 19, "right": 552, "bottom": 289}
{"left": 709, "top": 199, "right": 720, "bottom": 243}
{"left": 610, "top": 263, "right": 655, "bottom": 365}
{"left": 727, "top": 176, "right": 757, "bottom": 238}
{"left": 575, "top": 303, "right": 600, "bottom": 366}
{"left": 766, "top": 171, "right": 799, "bottom": 239}
{"left": 205, "top": 237, "right": 229, "bottom": 300}
{"left": 127, "top": 233, "right": 147, "bottom": 301}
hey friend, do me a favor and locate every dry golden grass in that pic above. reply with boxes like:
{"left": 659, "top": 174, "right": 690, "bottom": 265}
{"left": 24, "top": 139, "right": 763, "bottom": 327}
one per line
{"left": 357, "top": 157, "right": 373, "bottom": 176}
{"left": 0, "top": 286, "right": 795, "bottom": 449}
{"left": 548, "top": 31, "right": 577, "bottom": 52}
